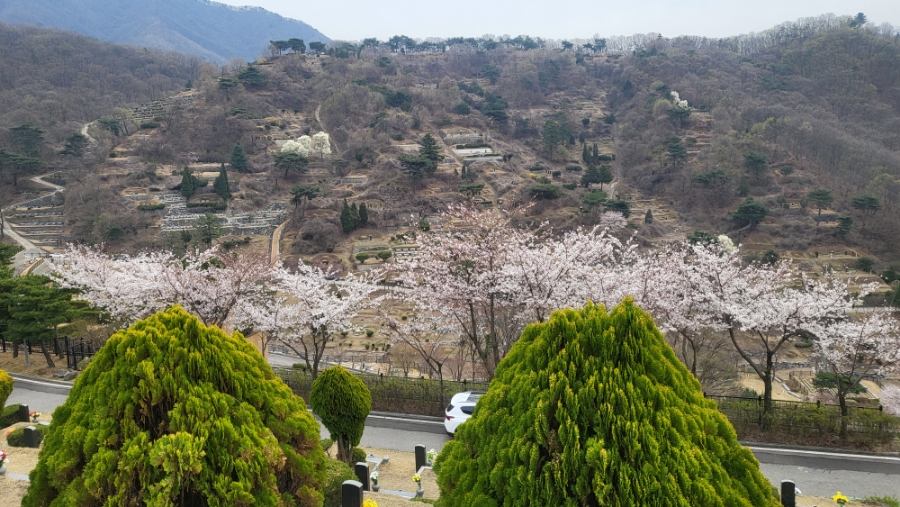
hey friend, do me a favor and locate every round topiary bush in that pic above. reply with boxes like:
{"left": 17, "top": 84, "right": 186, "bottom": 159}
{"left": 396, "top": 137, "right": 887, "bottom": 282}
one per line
{"left": 310, "top": 366, "right": 371, "bottom": 464}
{"left": 22, "top": 305, "right": 325, "bottom": 507}
{"left": 435, "top": 299, "right": 780, "bottom": 507}
{"left": 322, "top": 457, "right": 356, "bottom": 507}
{"left": 0, "top": 368, "right": 12, "bottom": 413}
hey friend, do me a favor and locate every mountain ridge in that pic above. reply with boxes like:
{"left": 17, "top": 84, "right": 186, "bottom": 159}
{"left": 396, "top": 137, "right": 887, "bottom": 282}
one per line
{"left": 0, "top": 0, "right": 329, "bottom": 63}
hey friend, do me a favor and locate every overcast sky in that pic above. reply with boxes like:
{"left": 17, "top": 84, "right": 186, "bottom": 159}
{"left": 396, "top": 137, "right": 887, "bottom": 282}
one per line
{"left": 215, "top": 0, "right": 900, "bottom": 41}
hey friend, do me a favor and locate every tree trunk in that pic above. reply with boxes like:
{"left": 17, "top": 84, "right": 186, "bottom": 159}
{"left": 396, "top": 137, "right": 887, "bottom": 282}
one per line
{"left": 763, "top": 351, "right": 775, "bottom": 425}
{"left": 12, "top": 341, "right": 18, "bottom": 358}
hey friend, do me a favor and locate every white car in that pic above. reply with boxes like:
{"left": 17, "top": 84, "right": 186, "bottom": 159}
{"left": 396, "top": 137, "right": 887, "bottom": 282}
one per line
{"left": 444, "top": 391, "right": 485, "bottom": 435}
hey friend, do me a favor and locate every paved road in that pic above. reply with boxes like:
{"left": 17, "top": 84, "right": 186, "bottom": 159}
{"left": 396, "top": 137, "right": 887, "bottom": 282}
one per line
{"left": 10, "top": 380, "right": 900, "bottom": 498}
{"left": 3, "top": 173, "right": 65, "bottom": 274}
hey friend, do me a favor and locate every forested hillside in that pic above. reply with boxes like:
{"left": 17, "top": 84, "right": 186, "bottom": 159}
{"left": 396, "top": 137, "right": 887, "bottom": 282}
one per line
{"left": 2, "top": 15, "right": 899, "bottom": 275}
{"left": 0, "top": 0, "right": 328, "bottom": 63}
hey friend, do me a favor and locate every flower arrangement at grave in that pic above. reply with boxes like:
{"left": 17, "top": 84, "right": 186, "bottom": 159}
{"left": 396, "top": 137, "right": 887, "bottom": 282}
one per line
{"left": 833, "top": 492, "right": 849, "bottom": 505}
{"left": 426, "top": 448, "right": 437, "bottom": 464}
{"left": 362, "top": 500, "right": 379, "bottom": 507}
{"left": 370, "top": 471, "right": 379, "bottom": 485}
{"left": 0, "top": 449, "right": 8, "bottom": 464}
{"left": 412, "top": 473, "right": 422, "bottom": 486}
{"left": 29, "top": 411, "right": 41, "bottom": 422}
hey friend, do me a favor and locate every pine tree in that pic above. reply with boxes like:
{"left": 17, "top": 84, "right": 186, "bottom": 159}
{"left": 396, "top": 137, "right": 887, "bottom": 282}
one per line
{"left": 213, "top": 163, "right": 231, "bottom": 201}
{"left": 645, "top": 208, "right": 654, "bottom": 224}
{"left": 22, "top": 306, "right": 325, "bottom": 507}
{"left": 592, "top": 142, "right": 599, "bottom": 165}
{"left": 340, "top": 200, "right": 356, "bottom": 233}
{"left": 435, "top": 300, "right": 780, "bottom": 507}
{"left": 419, "top": 133, "right": 442, "bottom": 162}
{"left": 180, "top": 166, "right": 196, "bottom": 198}
{"left": 230, "top": 142, "right": 249, "bottom": 173}
{"left": 582, "top": 144, "right": 589, "bottom": 164}
{"left": 358, "top": 202, "right": 369, "bottom": 226}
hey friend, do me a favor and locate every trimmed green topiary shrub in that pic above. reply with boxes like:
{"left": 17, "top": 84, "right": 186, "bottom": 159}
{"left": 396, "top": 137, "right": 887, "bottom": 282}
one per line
{"left": 0, "top": 368, "right": 12, "bottom": 414}
{"left": 0, "top": 403, "right": 21, "bottom": 428}
{"left": 22, "top": 305, "right": 325, "bottom": 507}
{"left": 435, "top": 299, "right": 780, "bottom": 507}
{"left": 351, "top": 446, "right": 367, "bottom": 465}
{"left": 310, "top": 366, "right": 371, "bottom": 465}
{"left": 6, "top": 425, "right": 50, "bottom": 447}
{"left": 322, "top": 457, "right": 356, "bottom": 507}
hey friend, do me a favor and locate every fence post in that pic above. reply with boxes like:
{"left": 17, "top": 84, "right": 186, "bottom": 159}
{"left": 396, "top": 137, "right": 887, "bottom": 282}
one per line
{"left": 415, "top": 444, "right": 427, "bottom": 471}
{"left": 354, "top": 463, "right": 370, "bottom": 491}
{"left": 780, "top": 480, "right": 796, "bottom": 507}
{"left": 340, "top": 480, "right": 363, "bottom": 507}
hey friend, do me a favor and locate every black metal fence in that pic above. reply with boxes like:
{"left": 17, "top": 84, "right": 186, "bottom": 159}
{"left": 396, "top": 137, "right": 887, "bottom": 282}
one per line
{"left": 707, "top": 395, "right": 899, "bottom": 444}
{"left": 275, "top": 368, "right": 490, "bottom": 417}
{"left": 65, "top": 338, "right": 96, "bottom": 370}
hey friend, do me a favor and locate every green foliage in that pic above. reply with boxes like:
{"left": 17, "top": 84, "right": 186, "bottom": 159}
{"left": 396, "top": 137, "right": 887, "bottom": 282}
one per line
{"left": 310, "top": 366, "right": 372, "bottom": 464}
{"left": 644, "top": 208, "right": 654, "bottom": 224}
{"left": 356, "top": 252, "right": 370, "bottom": 263}
{"left": 603, "top": 199, "right": 631, "bottom": 218}
{"left": 351, "top": 447, "right": 367, "bottom": 464}
{"left": 419, "top": 134, "right": 442, "bottom": 163}
{"left": 779, "top": 166, "right": 794, "bottom": 176}
{"left": 10, "top": 123, "right": 45, "bottom": 158}
{"left": 581, "top": 164, "right": 612, "bottom": 189}
{"left": 761, "top": 250, "right": 780, "bottom": 265}
{"left": 692, "top": 169, "right": 729, "bottom": 187}
{"left": 322, "top": 458, "right": 355, "bottom": 507}
{"left": 194, "top": 212, "right": 223, "bottom": 247}
{"left": 861, "top": 497, "right": 899, "bottom": 507}
{"left": 743, "top": 151, "right": 767, "bottom": 178}
{"left": 581, "top": 190, "right": 607, "bottom": 207}
{"left": 459, "top": 183, "right": 484, "bottom": 197}
{"left": 434, "top": 300, "right": 780, "bottom": 507}
{"left": 275, "top": 151, "right": 309, "bottom": 178}
{"left": 732, "top": 198, "right": 769, "bottom": 227}
{"left": 0, "top": 369, "right": 12, "bottom": 414}
{"left": 0, "top": 403, "right": 21, "bottom": 428}
{"left": 213, "top": 164, "right": 232, "bottom": 201}
{"left": 0, "top": 275, "right": 80, "bottom": 353}
{"left": 452, "top": 102, "right": 471, "bottom": 115}
{"left": 220, "top": 236, "right": 252, "bottom": 251}
{"left": 565, "top": 165, "right": 582, "bottom": 172}
{"left": 528, "top": 184, "right": 560, "bottom": 199}
{"left": 340, "top": 199, "right": 360, "bottom": 233}
{"left": 855, "top": 257, "right": 875, "bottom": 273}
{"left": 237, "top": 65, "right": 267, "bottom": 89}
{"left": 137, "top": 203, "right": 165, "bottom": 211}
{"left": 358, "top": 202, "right": 369, "bottom": 226}
{"left": 807, "top": 189, "right": 834, "bottom": 223}
{"left": 22, "top": 306, "right": 325, "bottom": 507}
{"left": 139, "top": 121, "right": 160, "bottom": 129}
{"left": 835, "top": 216, "right": 853, "bottom": 236}
{"left": 667, "top": 137, "right": 687, "bottom": 166}
{"left": 377, "top": 251, "right": 392, "bottom": 261}
{"left": 180, "top": 166, "right": 199, "bottom": 198}
{"left": 230, "top": 142, "right": 249, "bottom": 173}
{"left": 58, "top": 133, "right": 88, "bottom": 157}
{"left": 6, "top": 424, "right": 50, "bottom": 447}
{"left": 419, "top": 219, "right": 431, "bottom": 232}
{"left": 812, "top": 371, "right": 867, "bottom": 394}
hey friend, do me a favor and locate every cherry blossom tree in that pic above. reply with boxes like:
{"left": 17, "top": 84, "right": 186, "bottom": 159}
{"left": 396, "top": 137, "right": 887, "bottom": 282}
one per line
{"left": 881, "top": 384, "right": 900, "bottom": 416}
{"left": 399, "top": 205, "right": 522, "bottom": 379}
{"left": 379, "top": 307, "right": 454, "bottom": 406}
{"left": 810, "top": 312, "right": 900, "bottom": 436}
{"left": 275, "top": 264, "right": 374, "bottom": 378}
{"left": 50, "top": 245, "right": 275, "bottom": 328}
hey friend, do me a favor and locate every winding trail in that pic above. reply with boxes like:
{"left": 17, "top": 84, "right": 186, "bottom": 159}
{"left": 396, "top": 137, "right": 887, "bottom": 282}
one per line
{"left": 270, "top": 219, "right": 288, "bottom": 266}
{"left": 2, "top": 173, "right": 65, "bottom": 274}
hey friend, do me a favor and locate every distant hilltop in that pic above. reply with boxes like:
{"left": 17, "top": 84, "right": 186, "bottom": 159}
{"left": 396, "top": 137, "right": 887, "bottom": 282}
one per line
{"left": 0, "top": 0, "right": 329, "bottom": 63}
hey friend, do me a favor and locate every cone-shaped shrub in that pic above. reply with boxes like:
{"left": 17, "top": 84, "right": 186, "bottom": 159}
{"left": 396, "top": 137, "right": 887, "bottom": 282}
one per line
{"left": 435, "top": 299, "right": 780, "bottom": 507}
{"left": 310, "top": 366, "right": 371, "bottom": 464}
{"left": 22, "top": 305, "right": 325, "bottom": 507}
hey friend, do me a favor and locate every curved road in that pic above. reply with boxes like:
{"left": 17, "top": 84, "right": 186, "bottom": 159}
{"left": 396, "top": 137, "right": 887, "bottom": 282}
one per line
{"left": 2, "top": 173, "right": 65, "bottom": 274}
{"left": 8, "top": 377, "right": 900, "bottom": 498}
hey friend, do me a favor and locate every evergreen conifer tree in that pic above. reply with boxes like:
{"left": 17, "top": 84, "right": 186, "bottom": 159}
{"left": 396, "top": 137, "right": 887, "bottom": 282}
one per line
{"left": 419, "top": 133, "right": 442, "bottom": 163}
{"left": 645, "top": 208, "right": 654, "bottom": 224}
{"left": 358, "top": 202, "right": 368, "bottom": 226}
{"left": 23, "top": 306, "right": 325, "bottom": 507}
{"left": 180, "top": 166, "right": 196, "bottom": 198}
{"left": 340, "top": 200, "right": 356, "bottom": 233}
{"left": 435, "top": 300, "right": 780, "bottom": 507}
{"left": 213, "top": 163, "right": 231, "bottom": 201}
{"left": 230, "top": 143, "right": 249, "bottom": 173}
{"left": 582, "top": 144, "right": 589, "bottom": 164}
{"left": 592, "top": 142, "right": 599, "bottom": 164}
{"left": 0, "top": 369, "right": 12, "bottom": 413}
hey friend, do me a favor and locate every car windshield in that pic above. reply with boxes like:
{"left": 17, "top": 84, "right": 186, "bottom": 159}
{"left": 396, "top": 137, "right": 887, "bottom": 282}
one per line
{"left": 461, "top": 406, "right": 475, "bottom": 415}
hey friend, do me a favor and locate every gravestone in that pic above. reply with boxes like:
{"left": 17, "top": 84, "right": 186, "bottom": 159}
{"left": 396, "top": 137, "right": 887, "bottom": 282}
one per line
{"left": 354, "top": 462, "right": 370, "bottom": 491}
{"left": 18, "top": 404, "right": 30, "bottom": 423}
{"left": 780, "top": 480, "right": 796, "bottom": 507}
{"left": 415, "top": 444, "right": 427, "bottom": 471}
{"left": 23, "top": 426, "right": 41, "bottom": 448}
{"left": 341, "top": 480, "right": 363, "bottom": 507}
